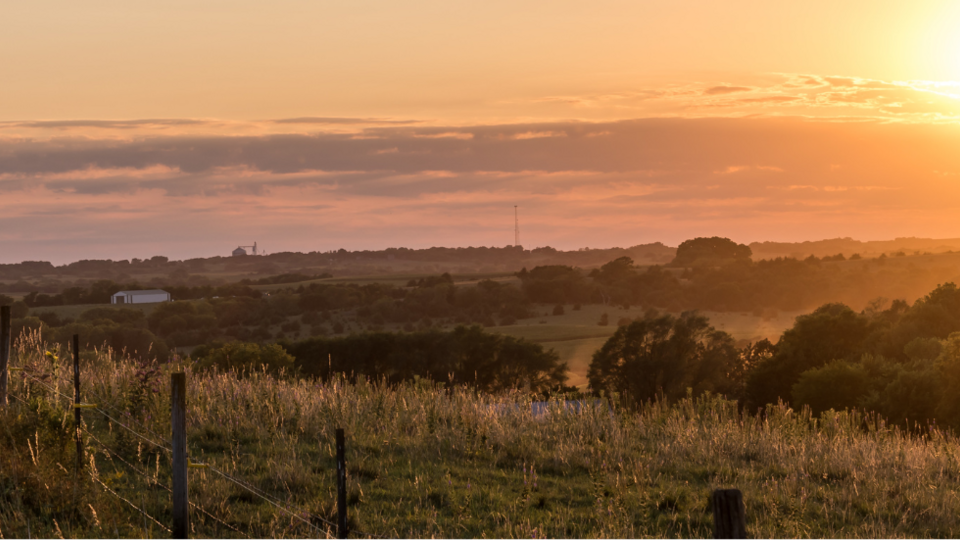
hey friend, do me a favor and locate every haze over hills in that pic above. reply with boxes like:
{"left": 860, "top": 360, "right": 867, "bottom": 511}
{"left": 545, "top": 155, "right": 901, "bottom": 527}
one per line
{"left": 749, "top": 237, "right": 960, "bottom": 260}
{"left": 3, "top": 237, "right": 960, "bottom": 288}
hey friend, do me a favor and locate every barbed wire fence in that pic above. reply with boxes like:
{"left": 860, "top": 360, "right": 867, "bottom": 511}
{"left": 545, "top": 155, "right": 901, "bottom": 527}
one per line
{"left": 5, "top": 335, "right": 386, "bottom": 539}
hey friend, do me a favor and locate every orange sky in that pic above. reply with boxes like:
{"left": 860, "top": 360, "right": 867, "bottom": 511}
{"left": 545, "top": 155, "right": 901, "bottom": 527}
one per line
{"left": 3, "top": 1, "right": 960, "bottom": 263}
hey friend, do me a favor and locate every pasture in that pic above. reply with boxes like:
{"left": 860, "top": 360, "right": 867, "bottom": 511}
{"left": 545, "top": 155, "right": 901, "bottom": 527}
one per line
{"left": 3, "top": 332, "right": 960, "bottom": 538}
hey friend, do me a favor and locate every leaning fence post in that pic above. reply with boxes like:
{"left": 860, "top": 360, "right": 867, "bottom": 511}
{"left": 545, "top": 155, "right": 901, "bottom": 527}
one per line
{"left": 172, "top": 372, "right": 189, "bottom": 539}
{"left": 73, "top": 334, "right": 83, "bottom": 474}
{"left": 712, "top": 488, "right": 747, "bottom": 539}
{"left": 336, "top": 428, "right": 348, "bottom": 539}
{"left": 0, "top": 305, "right": 10, "bottom": 407}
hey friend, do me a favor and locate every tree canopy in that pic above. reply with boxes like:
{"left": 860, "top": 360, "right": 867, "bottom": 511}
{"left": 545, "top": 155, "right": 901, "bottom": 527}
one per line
{"left": 671, "top": 237, "right": 752, "bottom": 267}
{"left": 587, "top": 311, "right": 743, "bottom": 403}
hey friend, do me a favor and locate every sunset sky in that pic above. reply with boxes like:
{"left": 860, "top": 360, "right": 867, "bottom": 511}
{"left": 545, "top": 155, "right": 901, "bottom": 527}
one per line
{"left": 4, "top": 0, "right": 960, "bottom": 263}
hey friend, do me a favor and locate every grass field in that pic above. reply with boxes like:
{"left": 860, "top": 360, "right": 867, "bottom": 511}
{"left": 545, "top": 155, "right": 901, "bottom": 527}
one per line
{"left": 5, "top": 333, "right": 960, "bottom": 538}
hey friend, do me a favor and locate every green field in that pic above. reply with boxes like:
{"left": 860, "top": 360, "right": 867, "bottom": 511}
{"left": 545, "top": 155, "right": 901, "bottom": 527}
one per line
{"left": 4, "top": 339, "right": 960, "bottom": 538}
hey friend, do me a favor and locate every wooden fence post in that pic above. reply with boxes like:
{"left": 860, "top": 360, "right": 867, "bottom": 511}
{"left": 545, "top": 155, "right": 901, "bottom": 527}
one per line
{"left": 0, "top": 305, "right": 10, "bottom": 407}
{"left": 712, "top": 488, "right": 747, "bottom": 539}
{"left": 172, "top": 372, "right": 189, "bottom": 539}
{"left": 336, "top": 428, "right": 348, "bottom": 539}
{"left": 73, "top": 334, "right": 83, "bottom": 474}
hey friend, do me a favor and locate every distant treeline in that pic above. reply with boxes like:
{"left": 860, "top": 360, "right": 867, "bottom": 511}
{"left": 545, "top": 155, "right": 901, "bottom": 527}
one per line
{"left": 520, "top": 243, "right": 960, "bottom": 313}
{"left": 12, "top": 282, "right": 262, "bottom": 308}
{"left": 6, "top": 236, "right": 960, "bottom": 357}
{"left": 0, "top": 243, "right": 676, "bottom": 285}
{"left": 8, "top": 237, "right": 958, "bottom": 317}
{"left": 1, "top": 274, "right": 536, "bottom": 354}
{"left": 277, "top": 325, "right": 567, "bottom": 393}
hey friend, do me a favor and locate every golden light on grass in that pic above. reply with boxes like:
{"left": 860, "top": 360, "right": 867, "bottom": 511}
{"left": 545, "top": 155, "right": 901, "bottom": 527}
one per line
{"left": 4, "top": 329, "right": 960, "bottom": 537}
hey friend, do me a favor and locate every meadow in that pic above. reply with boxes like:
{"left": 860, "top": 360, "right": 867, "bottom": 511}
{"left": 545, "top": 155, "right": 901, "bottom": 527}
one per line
{"left": 4, "top": 330, "right": 960, "bottom": 538}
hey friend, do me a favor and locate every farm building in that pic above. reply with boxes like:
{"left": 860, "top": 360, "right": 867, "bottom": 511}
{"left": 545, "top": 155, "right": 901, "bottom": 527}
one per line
{"left": 111, "top": 289, "right": 171, "bottom": 305}
{"left": 232, "top": 247, "right": 247, "bottom": 256}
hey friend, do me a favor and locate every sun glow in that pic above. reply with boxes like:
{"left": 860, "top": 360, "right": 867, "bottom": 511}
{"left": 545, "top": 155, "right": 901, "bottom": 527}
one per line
{"left": 909, "top": 2, "right": 960, "bottom": 82}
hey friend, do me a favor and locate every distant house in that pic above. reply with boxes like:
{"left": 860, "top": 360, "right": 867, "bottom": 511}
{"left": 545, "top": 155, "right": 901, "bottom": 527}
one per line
{"left": 111, "top": 290, "right": 171, "bottom": 305}
{"left": 232, "top": 247, "right": 247, "bottom": 256}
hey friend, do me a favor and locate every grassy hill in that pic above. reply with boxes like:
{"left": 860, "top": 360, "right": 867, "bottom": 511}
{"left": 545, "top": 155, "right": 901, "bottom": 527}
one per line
{"left": 3, "top": 334, "right": 960, "bottom": 538}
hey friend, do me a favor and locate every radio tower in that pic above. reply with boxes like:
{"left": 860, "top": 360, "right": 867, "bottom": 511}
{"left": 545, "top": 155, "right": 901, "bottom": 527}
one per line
{"left": 514, "top": 205, "right": 520, "bottom": 247}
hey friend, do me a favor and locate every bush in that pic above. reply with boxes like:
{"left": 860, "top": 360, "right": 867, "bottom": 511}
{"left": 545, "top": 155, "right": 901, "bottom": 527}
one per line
{"left": 193, "top": 341, "right": 295, "bottom": 375}
{"left": 11, "top": 301, "right": 28, "bottom": 319}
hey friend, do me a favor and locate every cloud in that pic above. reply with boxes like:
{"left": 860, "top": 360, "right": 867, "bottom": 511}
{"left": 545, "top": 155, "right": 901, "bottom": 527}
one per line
{"left": 703, "top": 86, "right": 752, "bottom": 95}
{"left": 4, "top": 83, "right": 960, "bottom": 263}
{"left": 520, "top": 73, "right": 960, "bottom": 122}
{"left": 2, "top": 119, "right": 210, "bottom": 129}
{"left": 270, "top": 117, "right": 420, "bottom": 125}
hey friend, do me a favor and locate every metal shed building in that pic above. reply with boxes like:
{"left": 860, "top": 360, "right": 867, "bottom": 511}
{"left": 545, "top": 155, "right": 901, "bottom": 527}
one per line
{"left": 111, "top": 289, "right": 171, "bottom": 305}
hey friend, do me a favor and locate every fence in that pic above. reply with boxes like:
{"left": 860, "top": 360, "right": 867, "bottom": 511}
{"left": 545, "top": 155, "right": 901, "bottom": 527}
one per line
{"left": 0, "top": 316, "right": 750, "bottom": 538}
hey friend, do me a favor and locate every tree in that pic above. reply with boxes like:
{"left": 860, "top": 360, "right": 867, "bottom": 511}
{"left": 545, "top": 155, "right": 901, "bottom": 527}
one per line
{"left": 281, "top": 326, "right": 567, "bottom": 393}
{"left": 745, "top": 303, "right": 870, "bottom": 409}
{"left": 588, "top": 311, "right": 744, "bottom": 403}
{"left": 875, "top": 283, "right": 960, "bottom": 361}
{"left": 11, "top": 300, "right": 29, "bottom": 319}
{"left": 518, "top": 265, "right": 592, "bottom": 304}
{"left": 791, "top": 361, "right": 870, "bottom": 415}
{"left": 671, "top": 237, "right": 751, "bottom": 267}
{"left": 589, "top": 257, "right": 637, "bottom": 305}
{"left": 193, "top": 341, "right": 295, "bottom": 376}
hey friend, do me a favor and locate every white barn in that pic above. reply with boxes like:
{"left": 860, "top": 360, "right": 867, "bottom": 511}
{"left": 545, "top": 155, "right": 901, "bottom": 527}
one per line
{"left": 111, "top": 290, "right": 171, "bottom": 305}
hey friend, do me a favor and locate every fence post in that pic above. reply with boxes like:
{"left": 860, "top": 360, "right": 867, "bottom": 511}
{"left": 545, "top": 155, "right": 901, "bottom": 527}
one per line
{"left": 73, "top": 334, "right": 83, "bottom": 474}
{"left": 172, "top": 372, "right": 189, "bottom": 539}
{"left": 712, "top": 488, "right": 746, "bottom": 539}
{"left": 336, "top": 428, "right": 348, "bottom": 539}
{"left": 0, "top": 305, "right": 10, "bottom": 407}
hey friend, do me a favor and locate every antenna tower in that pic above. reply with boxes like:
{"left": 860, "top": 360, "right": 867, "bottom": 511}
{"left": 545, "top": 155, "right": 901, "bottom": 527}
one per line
{"left": 514, "top": 206, "right": 520, "bottom": 247}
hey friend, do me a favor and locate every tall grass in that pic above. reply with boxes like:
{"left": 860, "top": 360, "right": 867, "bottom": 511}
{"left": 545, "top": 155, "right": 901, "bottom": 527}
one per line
{"left": 3, "top": 330, "right": 960, "bottom": 538}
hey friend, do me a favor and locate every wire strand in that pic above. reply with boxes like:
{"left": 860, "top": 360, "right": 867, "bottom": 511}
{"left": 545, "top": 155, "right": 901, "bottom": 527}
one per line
{"left": 15, "top": 368, "right": 173, "bottom": 453}
{"left": 11, "top": 367, "right": 383, "bottom": 538}
{"left": 83, "top": 427, "right": 248, "bottom": 538}
{"left": 90, "top": 475, "right": 172, "bottom": 534}
{"left": 208, "top": 466, "right": 336, "bottom": 539}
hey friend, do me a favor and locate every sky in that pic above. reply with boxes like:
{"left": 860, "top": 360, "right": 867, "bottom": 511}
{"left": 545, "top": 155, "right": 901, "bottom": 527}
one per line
{"left": 4, "top": 0, "right": 960, "bottom": 264}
